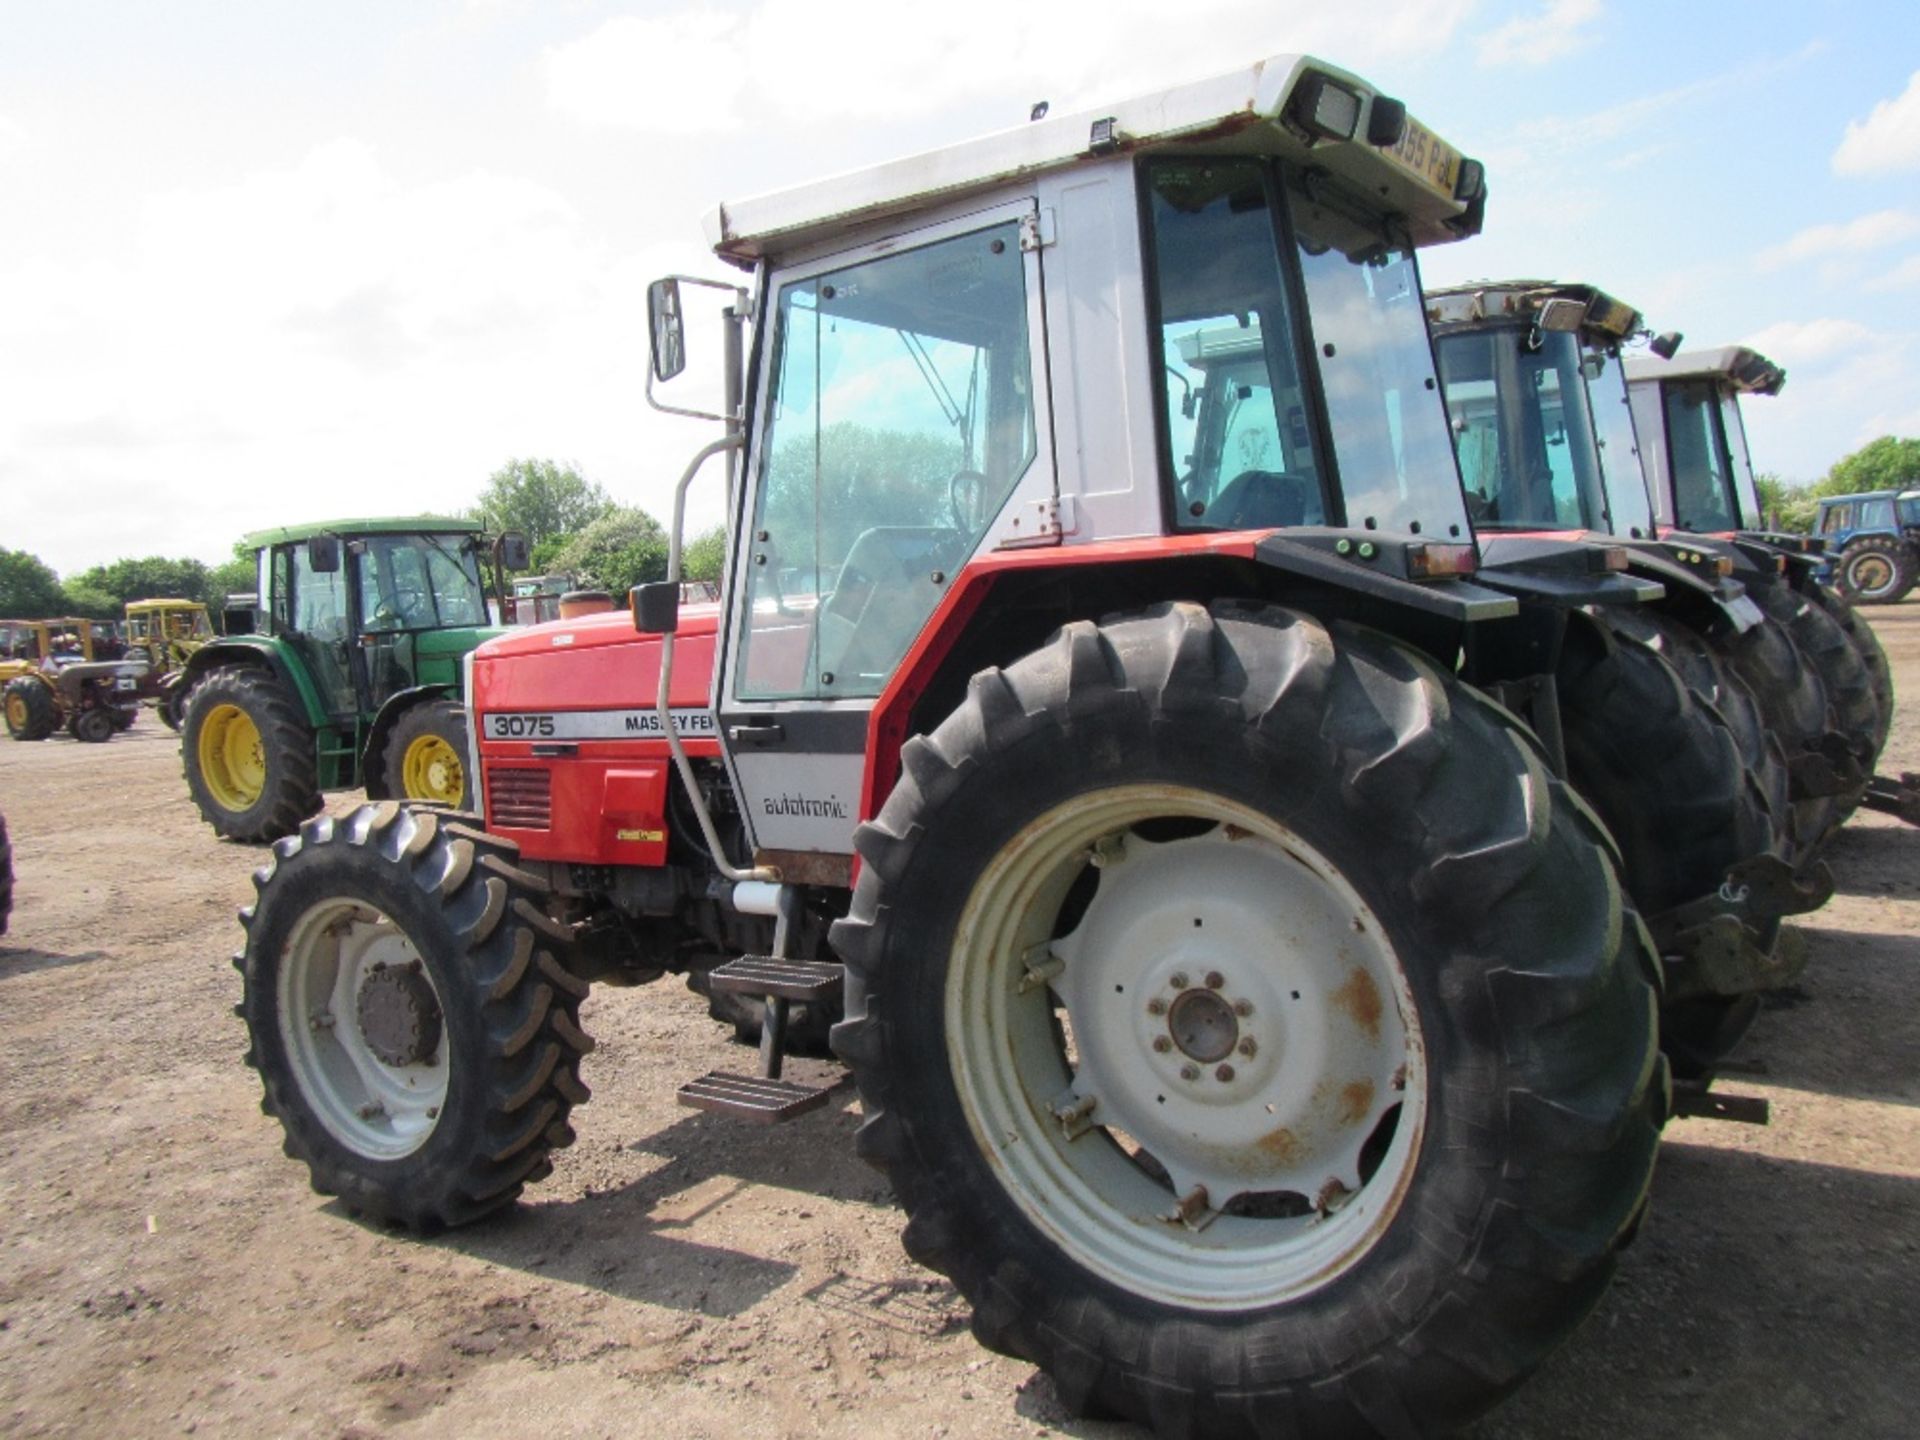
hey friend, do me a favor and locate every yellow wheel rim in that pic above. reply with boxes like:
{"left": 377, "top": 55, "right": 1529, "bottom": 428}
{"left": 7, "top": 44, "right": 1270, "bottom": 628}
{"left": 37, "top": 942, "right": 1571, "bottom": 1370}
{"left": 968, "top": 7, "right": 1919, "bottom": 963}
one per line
{"left": 402, "top": 734, "right": 465, "bottom": 804}
{"left": 5, "top": 694, "right": 25, "bottom": 729}
{"left": 199, "top": 703, "right": 267, "bottom": 811}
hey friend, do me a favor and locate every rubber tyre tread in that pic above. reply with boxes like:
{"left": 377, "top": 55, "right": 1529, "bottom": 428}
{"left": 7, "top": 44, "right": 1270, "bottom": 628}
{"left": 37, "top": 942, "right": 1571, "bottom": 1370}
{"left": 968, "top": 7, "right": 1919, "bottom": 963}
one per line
{"left": 1836, "top": 536, "right": 1916, "bottom": 606}
{"left": 1557, "top": 610, "right": 1776, "bottom": 916}
{"left": 382, "top": 700, "right": 475, "bottom": 809}
{"left": 1809, "top": 584, "right": 1893, "bottom": 759}
{"left": 830, "top": 600, "right": 1664, "bottom": 1440}
{"left": 1754, "top": 580, "right": 1879, "bottom": 808}
{"left": 1720, "top": 603, "right": 1838, "bottom": 851}
{"left": 182, "top": 667, "right": 323, "bottom": 843}
{"left": 0, "top": 810, "right": 12, "bottom": 936}
{"left": 239, "top": 802, "right": 593, "bottom": 1230}
{"left": 4, "top": 678, "right": 57, "bottom": 741}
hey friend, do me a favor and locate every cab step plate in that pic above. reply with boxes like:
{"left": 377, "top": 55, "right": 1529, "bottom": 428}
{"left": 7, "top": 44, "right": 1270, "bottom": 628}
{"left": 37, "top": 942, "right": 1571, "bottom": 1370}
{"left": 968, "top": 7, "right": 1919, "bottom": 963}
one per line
{"left": 677, "top": 1070, "right": 846, "bottom": 1124}
{"left": 707, "top": 956, "right": 845, "bottom": 1002}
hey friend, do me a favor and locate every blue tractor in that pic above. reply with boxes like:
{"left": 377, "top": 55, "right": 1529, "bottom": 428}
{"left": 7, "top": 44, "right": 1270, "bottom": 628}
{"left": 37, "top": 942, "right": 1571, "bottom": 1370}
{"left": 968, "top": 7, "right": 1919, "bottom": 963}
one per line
{"left": 1814, "top": 489, "right": 1920, "bottom": 604}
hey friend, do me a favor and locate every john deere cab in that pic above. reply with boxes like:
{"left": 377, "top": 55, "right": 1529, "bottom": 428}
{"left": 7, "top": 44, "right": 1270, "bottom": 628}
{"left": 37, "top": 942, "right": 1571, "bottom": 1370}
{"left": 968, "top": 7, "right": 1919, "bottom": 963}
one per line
{"left": 235, "top": 56, "right": 1667, "bottom": 1439}
{"left": 177, "top": 517, "right": 527, "bottom": 841}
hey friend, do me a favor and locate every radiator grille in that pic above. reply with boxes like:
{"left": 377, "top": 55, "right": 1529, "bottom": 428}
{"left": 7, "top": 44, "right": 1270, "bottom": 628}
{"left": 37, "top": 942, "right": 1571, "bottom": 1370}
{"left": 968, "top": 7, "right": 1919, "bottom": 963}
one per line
{"left": 487, "top": 766, "right": 552, "bottom": 830}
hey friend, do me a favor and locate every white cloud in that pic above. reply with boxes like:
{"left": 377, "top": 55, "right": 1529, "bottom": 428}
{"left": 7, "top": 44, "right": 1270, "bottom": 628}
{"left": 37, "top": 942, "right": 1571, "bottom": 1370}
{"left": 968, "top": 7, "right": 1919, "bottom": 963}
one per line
{"left": 1742, "top": 318, "right": 1874, "bottom": 365}
{"left": 1833, "top": 68, "right": 1920, "bottom": 176}
{"left": 1477, "top": 0, "right": 1603, "bottom": 68}
{"left": 0, "top": 112, "right": 26, "bottom": 163}
{"left": 543, "top": 1, "right": 1479, "bottom": 134}
{"left": 1754, "top": 209, "right": 1920, "bottom": 270}
{"left": 1867, "top": 253, "right": 1920, "bottom": 291}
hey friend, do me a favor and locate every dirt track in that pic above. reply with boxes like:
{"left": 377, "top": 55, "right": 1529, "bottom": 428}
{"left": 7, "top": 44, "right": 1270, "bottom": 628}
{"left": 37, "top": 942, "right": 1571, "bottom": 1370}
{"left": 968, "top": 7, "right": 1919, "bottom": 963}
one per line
{"left": 1, "top": 610, "right": 1916, "bottom": 1440}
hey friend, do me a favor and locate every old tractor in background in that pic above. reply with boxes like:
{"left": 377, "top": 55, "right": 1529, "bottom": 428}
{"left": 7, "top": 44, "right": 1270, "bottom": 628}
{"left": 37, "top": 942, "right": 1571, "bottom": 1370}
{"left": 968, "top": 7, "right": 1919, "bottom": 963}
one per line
{"left": 1, "top": 617, "right": 147, "bottom": 743}
{"left": 506, "top": 573, "right": 576, "bottom": 625}
{"left": 124, "top": 597, "right": 217, "bottom": 729}
{"left": 1814, "top": 488, "right": 1920, "bottom": 604}
{"left": 177, "top": 517, "right": 527, "bottom": 841}
{"left": 236, "top": 56, "right": 1670, "bottom": 1439}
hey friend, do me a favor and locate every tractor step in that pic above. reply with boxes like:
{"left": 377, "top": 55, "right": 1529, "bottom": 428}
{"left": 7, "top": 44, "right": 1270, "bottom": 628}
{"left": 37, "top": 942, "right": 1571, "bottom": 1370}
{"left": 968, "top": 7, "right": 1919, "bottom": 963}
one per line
{"left": 1862, "top": 771, "right": 1920, "bottom": 827}
{"left": 707, "top": 955, "right": 845, "bottom": 1002}
{"left": 677, "top": 1070, "right": 846, "bottom": 1124}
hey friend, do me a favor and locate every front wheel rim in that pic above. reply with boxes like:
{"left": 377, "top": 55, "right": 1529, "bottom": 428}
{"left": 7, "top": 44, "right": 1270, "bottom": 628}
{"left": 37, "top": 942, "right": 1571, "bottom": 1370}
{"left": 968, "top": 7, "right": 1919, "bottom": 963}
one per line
{"left": 277, "top": 898, "right": 450, "bottom": 1159}
{"left": 946, "top": 785, "right": 1426, "bottom": 1311}
{"left": 402, "top": 734, "right": 465, "bottom": 804}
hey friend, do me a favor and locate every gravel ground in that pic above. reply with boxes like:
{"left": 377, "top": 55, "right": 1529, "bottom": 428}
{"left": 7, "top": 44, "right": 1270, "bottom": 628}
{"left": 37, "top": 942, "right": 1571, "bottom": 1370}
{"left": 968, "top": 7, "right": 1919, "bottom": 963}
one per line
{"left": 0, "top": 607, "right": 1915, "bottom": 1440}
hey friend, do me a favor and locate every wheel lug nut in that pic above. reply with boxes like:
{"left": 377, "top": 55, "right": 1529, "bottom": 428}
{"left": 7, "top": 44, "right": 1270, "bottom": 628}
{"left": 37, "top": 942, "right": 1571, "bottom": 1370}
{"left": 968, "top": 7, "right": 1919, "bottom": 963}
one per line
{"left": 1169, "top": 973, "right": 1189, "bottom": 991}
{"left": 1146, "top": 998, "right": 1167, "bottom": 1016}
{"left": 1233, "top": 999, "right": 1253, "bottom": 1018}
{"left": 1152, "top": 1036, "right": 1173, "bottom": 1053}
{"left": 1238, "top": 1036, "right": 1258, "bottom": 1058}
{"left": 1205, "top": 971, "right": 1225, "bottom": 989}
{"left": 1179, "top": 1064, "right": 1199, "bottom": 1081}
{"left": 1215, "top": 1064, "right": 1235, "bottom": 1082}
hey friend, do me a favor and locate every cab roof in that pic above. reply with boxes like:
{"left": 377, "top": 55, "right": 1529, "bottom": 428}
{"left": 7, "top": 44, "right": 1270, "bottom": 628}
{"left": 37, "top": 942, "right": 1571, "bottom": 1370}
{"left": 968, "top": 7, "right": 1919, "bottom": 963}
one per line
{"left": 240, "top": 516, "right": 484, "bottom": 549}
{"left": 1425, "top": 279, "right": 1643, "bottom": 342}
{"left": 705, "top": 53, "right": 1484, "bottom": 265}
{"left": 1623, "top": 346, "right": 1786, "bottom": 396}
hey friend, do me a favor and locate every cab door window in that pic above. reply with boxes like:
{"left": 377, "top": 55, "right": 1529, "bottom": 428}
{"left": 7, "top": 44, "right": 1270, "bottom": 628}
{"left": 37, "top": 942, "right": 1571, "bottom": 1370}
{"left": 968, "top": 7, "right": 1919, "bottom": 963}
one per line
{"left": 738, "top": 219, "right": 1037, "bottom": 700}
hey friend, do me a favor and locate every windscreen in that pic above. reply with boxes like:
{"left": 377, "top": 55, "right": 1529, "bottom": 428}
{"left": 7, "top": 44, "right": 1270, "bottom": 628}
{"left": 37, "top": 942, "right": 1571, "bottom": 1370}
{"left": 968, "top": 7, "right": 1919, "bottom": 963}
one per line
{"left": 1584, "top": 348, "right": 1654, "bottom": 538}
{"left": 1432, "top": 327, "right": 1605, "bottom": 531}
{"left": 1286, "top": 174, "right": 1470, "bottom": 540}
{"left": 1662, "top": 380, "right": 1741, "bottom": 532}
{"left": 1716, "top": 392, "right": 1764, "bottom": 528}
{"left": 1144, "top": 160, "right": 1326, "bottom": 530}
{"left": 354, "top": 536, "right": 489, "bottom": 631}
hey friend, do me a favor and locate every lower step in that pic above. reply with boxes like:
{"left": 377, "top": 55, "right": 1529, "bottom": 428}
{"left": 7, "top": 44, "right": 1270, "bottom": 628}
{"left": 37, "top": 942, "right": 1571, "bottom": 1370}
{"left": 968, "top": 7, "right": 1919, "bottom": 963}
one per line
{"left": 678, "top": 1070, "right": 845, "bottom": 1124}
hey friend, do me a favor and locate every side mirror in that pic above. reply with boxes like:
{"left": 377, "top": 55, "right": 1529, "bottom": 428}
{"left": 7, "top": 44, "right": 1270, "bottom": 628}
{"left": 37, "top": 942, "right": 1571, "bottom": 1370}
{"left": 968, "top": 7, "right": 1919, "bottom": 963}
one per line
{"left": 631, "top": 580, "right": 680, "bottom": 636}
{"left": 648, "top": 278, "right": 686, "bottom": 383}
{"left": 497, "top": 531, "right": 531, "bottom": 572}
{"left": 1650, "top": 331, "right": 1683, "bottom": 360}
{"left": 307, "top": 536, "right": 341, "bottom": 573}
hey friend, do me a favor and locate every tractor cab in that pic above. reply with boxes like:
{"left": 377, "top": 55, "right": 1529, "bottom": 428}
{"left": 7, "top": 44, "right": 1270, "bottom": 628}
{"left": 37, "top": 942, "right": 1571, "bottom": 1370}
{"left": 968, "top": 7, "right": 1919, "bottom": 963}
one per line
{"left": 125, "top": 598, "right": 215, "bottom": 663}
{"left": 1623, "top": 345, "right": 1783, "bottom": 537}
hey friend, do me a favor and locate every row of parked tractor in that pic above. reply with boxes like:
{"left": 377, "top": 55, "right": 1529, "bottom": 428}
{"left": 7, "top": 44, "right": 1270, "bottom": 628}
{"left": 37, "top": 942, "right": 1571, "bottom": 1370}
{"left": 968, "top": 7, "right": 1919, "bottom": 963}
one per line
{"left": 12, "top": 50, "right": 1914, "bottom": 1440}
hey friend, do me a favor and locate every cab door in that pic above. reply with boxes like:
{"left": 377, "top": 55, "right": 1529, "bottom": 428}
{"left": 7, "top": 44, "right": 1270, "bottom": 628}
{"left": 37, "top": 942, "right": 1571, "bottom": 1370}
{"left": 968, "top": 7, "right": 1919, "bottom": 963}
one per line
{"left": 716, "top": 198, "right": 1056, "bottom": 864}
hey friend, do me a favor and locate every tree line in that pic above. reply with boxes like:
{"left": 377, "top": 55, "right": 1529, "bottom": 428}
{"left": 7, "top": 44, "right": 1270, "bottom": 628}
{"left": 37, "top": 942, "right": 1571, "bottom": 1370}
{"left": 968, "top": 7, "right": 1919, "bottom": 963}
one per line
{"left": 0, "top": 458, "right": 727, "bottom": 620}
{"left": 1756, "top": 436, "right": 1920, "bottom": 533}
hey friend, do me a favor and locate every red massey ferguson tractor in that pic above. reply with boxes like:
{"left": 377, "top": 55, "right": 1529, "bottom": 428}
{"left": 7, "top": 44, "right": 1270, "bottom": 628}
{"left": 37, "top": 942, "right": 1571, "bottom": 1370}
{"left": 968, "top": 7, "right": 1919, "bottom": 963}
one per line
{"left": 236, "top": 56, "right": 1667, "bottom": 1438}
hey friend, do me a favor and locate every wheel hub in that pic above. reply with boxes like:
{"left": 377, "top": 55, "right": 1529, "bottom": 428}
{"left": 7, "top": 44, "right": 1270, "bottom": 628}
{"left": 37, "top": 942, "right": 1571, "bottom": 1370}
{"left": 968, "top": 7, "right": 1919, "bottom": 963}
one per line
{"left": 1166, "top": 985, "right": 1239, "bottom": 1064}
{"left": 356, "top": 962, "right": 443, "bottom": 1067}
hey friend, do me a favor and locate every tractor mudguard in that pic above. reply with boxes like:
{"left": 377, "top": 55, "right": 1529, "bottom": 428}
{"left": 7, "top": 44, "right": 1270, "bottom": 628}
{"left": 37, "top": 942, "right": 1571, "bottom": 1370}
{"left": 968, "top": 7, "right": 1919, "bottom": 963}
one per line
{"left": 1614, "top": 541, "right": 1763, "bottom": 635}
{"left": 362, "top": 684, "right": 455, "bottom": 800}
{"left": 181, "top": 637, "right": 332, "bottom": 730}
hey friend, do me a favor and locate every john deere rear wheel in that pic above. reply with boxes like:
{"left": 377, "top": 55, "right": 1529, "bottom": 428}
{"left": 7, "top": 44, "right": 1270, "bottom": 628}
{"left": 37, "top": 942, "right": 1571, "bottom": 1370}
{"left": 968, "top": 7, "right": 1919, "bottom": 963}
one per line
{"left": 833, "top": 602, "right": 1664, "bottom": 1439}
{"left": 4, "top": 678, "right": 57, "bottom": 742}
{"left": 183, "top": 668, "right": 321, "bottom": 842}
{"left": 382, "top": 700, "right": 472, "bottom": 809}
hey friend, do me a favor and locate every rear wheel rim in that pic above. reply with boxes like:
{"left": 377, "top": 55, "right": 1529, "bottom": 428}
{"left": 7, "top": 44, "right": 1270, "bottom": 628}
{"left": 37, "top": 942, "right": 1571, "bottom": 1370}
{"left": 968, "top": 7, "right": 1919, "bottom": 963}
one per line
{"left": 1848, "top": 553, "right": 1896, "bottom": 599}
{"left": 5, "top": 694, "right": 25, "bottom": 729}
{"left": 946, "top": 784, "right": 1425, "bottom": 1310}
{"left": 277, "top": 898, "right": 450, "bottom": 1160}
{"left": 401, "top": 734, "right": 464, "bottom": 804}
{"left": 199, "top": 702, "right": 265, "bottom": 810}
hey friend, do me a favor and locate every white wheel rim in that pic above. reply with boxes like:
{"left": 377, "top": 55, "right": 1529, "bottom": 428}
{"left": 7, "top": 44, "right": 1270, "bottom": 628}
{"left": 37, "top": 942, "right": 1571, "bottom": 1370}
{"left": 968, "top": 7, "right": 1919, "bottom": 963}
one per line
{"left": 277, "top": 899, "right": 450, "bottom": 1160}
{"left": 946, "top": 785, "right": 1426, "bottom": 1310}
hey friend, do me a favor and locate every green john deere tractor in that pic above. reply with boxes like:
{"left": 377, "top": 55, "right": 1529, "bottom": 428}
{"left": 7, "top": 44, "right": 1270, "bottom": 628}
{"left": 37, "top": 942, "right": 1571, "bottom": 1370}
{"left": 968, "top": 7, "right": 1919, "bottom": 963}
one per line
{"left": 176, "top": 517, "right": 528, "bottom": 842}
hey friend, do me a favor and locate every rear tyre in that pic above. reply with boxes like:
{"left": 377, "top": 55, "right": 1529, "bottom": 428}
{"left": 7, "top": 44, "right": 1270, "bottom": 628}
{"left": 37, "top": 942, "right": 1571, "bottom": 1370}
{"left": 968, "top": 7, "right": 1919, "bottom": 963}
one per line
{"left": 1836, "top": 536, "right": 1915, "bottom": 605}
{"left": 832, "top": 602, "right": 1664, "bottom": 1439}
{"left": 1722, "top": 607, "right": 1837, "bottom": 853}
{"left": 1557, "top": 610, "right": 1776, "bottom": 918}
{"left": 239, "top": 804, "right": 592, "bottom": 1230}
{"left": 1755, "top": 580, "right": 1879, "bottom": 791}
{"left": 0, "top": 810, "right": 12, "bottom": 936}
{"left": 183, "top": 668, "right": 322, "bottom": 842}
{"left": 4, "top": 678, "right": 56, "bottom": 741}
{"left": 1810, "top": 585, "right": 1893, "bottom": 758}
{"left": 383, "top": 700, "right": 473, "bottom": 809}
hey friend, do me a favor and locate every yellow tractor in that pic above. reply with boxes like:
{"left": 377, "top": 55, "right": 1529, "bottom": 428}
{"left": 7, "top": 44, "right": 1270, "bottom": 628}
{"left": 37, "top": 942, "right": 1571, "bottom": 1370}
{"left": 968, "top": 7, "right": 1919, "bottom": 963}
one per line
{"left": 124, "top": 598, "right": 215, "bottom": 729}
{"left": 1, "top": 618, "right": 147, "bottom": 743}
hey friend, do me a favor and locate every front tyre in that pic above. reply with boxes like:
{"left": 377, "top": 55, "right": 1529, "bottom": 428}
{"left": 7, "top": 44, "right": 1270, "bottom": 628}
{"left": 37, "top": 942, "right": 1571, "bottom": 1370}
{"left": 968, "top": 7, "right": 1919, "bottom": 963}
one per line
{"left": 239, "top": 804, "right": 593, "bottom": 1229}
{"left": 4, "top": 678, "right": 56, "bottom": 741}
{"left": 832, "top": 602, "right": 1665, "bottom": 1439}
{"left": 383, "top": 700, "right": 473, "bottom": 809}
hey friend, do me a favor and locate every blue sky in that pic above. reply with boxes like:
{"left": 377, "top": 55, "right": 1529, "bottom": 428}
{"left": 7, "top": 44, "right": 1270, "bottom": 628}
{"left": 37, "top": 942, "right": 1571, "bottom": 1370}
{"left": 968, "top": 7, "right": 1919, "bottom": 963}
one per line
{"left": 2, "top": 1, "right": 1916, "bottom": 575}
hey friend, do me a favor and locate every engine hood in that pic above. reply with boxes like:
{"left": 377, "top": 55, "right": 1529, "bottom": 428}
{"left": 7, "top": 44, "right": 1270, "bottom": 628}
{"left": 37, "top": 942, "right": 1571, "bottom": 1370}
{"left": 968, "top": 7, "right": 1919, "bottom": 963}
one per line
{"left": 477, "top": 606, "right": 720, "bottom": 661}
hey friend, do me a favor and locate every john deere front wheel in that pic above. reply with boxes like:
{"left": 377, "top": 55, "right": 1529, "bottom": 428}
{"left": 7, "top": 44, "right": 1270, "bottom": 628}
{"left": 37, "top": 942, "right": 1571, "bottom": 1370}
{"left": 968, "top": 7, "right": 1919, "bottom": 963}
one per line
{"left": 383, "top": 700, "right": 472, "bottom": 809}
{"left": 833, "top": 602, "right": 1665, "bottom": 1439}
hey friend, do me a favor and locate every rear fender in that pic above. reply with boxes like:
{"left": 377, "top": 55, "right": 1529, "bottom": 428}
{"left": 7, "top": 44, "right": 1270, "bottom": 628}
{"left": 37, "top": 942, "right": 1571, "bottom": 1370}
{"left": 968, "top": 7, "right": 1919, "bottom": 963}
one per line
{"left": 861, "top": 531, "right": 1517, "bottom": 823}
{"left": 180, "top": 637, "right": 330, "bottom": 729}
{"left": 362, "top": 684, "right": 454, "bottom": 800}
